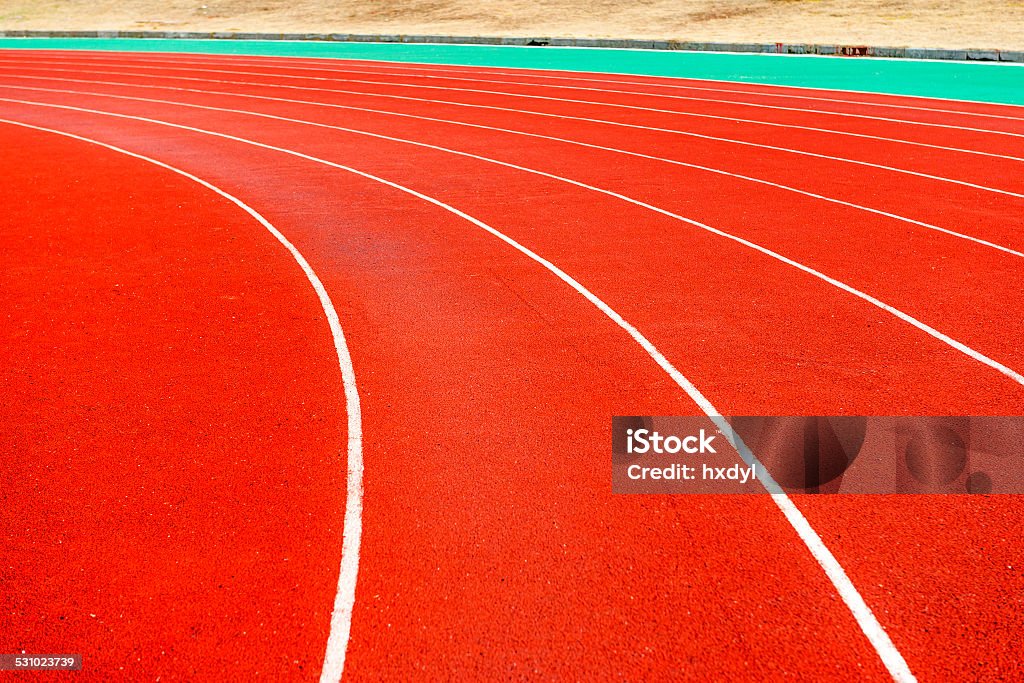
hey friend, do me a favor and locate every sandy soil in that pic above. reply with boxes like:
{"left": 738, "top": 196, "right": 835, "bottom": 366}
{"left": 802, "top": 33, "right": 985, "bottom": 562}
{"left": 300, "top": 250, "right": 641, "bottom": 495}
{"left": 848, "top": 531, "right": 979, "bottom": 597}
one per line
{"left": 1, "top": 1, "right": 1023, "bottom": 51}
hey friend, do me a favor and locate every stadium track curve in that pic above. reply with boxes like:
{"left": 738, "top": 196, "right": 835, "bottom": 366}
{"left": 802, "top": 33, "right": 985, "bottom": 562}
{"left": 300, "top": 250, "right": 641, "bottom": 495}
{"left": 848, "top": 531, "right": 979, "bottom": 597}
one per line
{"left": 2, "top": 48, "right": 1023, "bottom": 682}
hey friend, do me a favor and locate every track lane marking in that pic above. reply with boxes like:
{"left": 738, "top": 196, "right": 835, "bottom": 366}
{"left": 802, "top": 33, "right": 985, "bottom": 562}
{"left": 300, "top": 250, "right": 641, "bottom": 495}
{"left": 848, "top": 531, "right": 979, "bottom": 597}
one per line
{"left": 0, "top": 116, "right": 364, "bottom": 683}
{"left": 6, "top": 52, "right": 1024, "bottom": 130}
{"left": 2, "top": 76, "right": 1022, "bottom": 259}
{"left": 3, "top": 69, "right": 1024, "bottom": 206}
{"left": 201, "top": 57, "right": 1024, "bottom": 122}
{"left": 6, "top": 61, "right": 1023, "bottom": 167}
{"left": 0, "top": 99, "right": 916, "bottom": 682}
{"left": 3, "top": 57, "right": 1024, "bottom": 141}
{"left": 4, "top": 91, "right": 1024, "bottom": 390}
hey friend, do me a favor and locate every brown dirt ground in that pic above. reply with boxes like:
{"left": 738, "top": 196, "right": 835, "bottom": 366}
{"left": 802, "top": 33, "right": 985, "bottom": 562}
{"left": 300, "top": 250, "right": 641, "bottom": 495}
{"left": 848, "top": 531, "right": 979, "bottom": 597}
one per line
{"left": 1, "top": 1, "right": 1022, "bottom": 51}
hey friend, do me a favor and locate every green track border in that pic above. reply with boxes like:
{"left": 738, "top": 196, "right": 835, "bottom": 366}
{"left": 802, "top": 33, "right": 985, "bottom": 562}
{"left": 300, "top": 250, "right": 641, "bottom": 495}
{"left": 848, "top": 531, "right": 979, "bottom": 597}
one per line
{"left": 0, "top": 36, "right": 1022, "bottom": 106}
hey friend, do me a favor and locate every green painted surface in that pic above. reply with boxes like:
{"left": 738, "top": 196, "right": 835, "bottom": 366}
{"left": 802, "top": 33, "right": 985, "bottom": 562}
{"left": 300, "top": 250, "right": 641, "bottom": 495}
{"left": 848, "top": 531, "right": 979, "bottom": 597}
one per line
{"left": 0, "top": 37, "right": 1022, "bottom": 105}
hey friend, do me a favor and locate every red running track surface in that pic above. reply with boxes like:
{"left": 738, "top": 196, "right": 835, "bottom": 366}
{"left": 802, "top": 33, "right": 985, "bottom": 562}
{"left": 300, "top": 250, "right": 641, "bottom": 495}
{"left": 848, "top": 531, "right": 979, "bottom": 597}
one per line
{"left": 1, "top": 49, "right": 1022, "bottom": 681}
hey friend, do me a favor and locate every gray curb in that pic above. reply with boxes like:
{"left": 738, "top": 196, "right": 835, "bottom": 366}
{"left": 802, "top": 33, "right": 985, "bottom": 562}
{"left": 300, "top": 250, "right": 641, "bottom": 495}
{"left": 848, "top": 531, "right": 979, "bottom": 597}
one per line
{"left": 0, "top": 29, "right": 1021, "bottom": 62}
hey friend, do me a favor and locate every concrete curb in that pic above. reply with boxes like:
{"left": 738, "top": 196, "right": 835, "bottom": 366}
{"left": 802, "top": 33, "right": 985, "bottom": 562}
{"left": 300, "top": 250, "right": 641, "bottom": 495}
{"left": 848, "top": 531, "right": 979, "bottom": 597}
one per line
{"left": 0, "top": 29, "right": 1021, "bottom": 63}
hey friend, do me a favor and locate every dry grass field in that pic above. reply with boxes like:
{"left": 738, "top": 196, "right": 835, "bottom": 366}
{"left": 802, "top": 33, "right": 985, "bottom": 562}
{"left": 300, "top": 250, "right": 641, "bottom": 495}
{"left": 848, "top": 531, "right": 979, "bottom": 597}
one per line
{"left": 1, "top": 0, "right": 1022, "bottom": 51}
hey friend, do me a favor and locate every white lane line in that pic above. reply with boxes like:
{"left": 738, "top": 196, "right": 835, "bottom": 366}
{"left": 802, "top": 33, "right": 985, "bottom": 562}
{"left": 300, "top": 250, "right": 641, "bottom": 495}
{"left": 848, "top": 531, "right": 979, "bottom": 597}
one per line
{"left": 2, "top": 77, "right": 1021, "bottom": 260}
{"left": 3, "top": 58, "right": 1024, "bottom": 141}
{"left": 6, "top": 63, "right": 1023, "bottom": 167}
{"left": 7, "top": 51, "right": 1024, "bottom": 126}
{"left": 4, "top": 92, "right": 1024, "bottom": 386}
{"left": 0, "top": 99, "right": 916, "bottom": 683}
{"left": 194, "top": 57, "right": 1024, "bottom": 123}
{"left": 3, "top": 67, "right": 1023, "bottom": 201}
{"left": 0, "top": 116, "right": 365, "bottom": 683}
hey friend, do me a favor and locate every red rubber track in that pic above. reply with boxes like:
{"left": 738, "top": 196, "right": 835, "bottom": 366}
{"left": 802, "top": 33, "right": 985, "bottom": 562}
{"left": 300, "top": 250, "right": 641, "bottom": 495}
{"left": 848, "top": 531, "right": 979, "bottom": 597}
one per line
{"left": 0, "top": 125, "right": 348, "bottom": 678}
{"left": 1, "top": 50, "right": 1022, "bottom": 681}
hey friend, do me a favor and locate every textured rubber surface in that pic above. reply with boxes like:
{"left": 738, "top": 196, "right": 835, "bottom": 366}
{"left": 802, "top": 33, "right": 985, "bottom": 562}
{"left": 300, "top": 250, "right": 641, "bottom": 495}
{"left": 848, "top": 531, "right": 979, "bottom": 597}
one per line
{"left": 0, "top": 124, "right": 347, "bottom": 678}
{"left": 1, "top": 49, "right": 1023, "bottom": 681}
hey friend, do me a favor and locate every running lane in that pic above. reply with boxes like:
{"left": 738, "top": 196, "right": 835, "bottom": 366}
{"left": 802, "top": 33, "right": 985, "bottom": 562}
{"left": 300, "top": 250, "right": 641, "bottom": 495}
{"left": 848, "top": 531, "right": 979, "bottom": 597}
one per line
{"left": 2, "top": 55, "right": 1023, "bottom": 205}
{"left": 0, "top": 106, "right": 901, "bottom": 681}
{"left": 2, "top": 49, "right": 1023, "bottom": 681}
{"left": 0, "top": 98, "right": 909, "bottom": 682}
{"left": 3, "top": 78, "right": 1022, "bottom": 388}
{"left": 0, "top": 123, "right": 348, "bottom": 678}
{"left": 2, "top": 53, "right": 1022, "bottom": 154}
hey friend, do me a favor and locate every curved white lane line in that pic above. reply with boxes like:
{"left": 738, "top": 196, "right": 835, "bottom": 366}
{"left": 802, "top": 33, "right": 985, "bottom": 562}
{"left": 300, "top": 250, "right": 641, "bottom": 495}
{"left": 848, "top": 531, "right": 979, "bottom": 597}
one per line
{"left": 0, "top": 117, "right": 364, "bottom": 683}
{"left": 3, "top": 77, "right": 1021, "bottom": 260}
{"left": 4, "top": 68, "right": 1023, "bottom": 201}
{"left": 0, "top": 101, "right": 916, "bottom": 683}
{"left": 3, "top": 91, "right": 1024, "bottom": 389}
{"left": 5, "top": 65, "right": 1024, "bottom": 167}
{"left": 192, "top": 57, "right": 1024, "bottom": 123}
{"left": 105, "top": 55, "right": 1024, "bottom": 123}
{"left": 3, "top": 55, "right": 1023, "bottom": 137}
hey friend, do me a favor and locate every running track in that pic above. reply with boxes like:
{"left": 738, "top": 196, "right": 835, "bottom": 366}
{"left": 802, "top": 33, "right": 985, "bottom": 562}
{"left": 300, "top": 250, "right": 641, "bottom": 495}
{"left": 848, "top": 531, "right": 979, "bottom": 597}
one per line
{"left": 1, "top": 48, "right": 1023, "bottom": 681}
